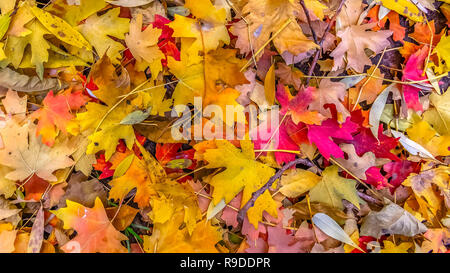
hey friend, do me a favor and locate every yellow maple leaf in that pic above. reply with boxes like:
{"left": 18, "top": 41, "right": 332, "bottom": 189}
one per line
{"left": 403, "top": 165, "right": 449, "bottom": 223}
{"left": 169, "top": 48, "right": 248, "bottom": 108}
{"left": 150, "top": 180, "right": 203, "bottom": 234}
{"left": 125, "top": 13, "right": 165, "bottom": 77}
{"left": 109, "top": 151, "right": 163, "bottom": 208}
{"left": 2, "top": 19, "right": 50, "bottom": 79}
{"left": 0, "top": 120, "right": 75, "bottom": 182}
{"left": 230, "top": 0, "right": 319, "bottom": 57}
{"left": 204, "top": 48, "right": 249, "bottom": 96}
{"left": 168, "top": 54, "right": 205, "bottom": 106}
{"left": 143, "top": 211, "right": 223, "bottom": 253}
{"left": 6, "top": 5, "right": 33, "bottom": 37}
{"left": 109, "top": 146, "right": 202, "bottom": 233}
{"left": 77, "top": 8, "right": 129, "bottom": 63}
{"left": 168, "top": 0, "right": 229, "bottom": 65}
{"left": 202, "top": 140, "right": 278, "bottom": 228}
{"left": 78, "top": 102, "right": 136, "bottom": 160}
{"left": 381, "top": 240, "right": 413, "bottom": 253}
{"left": 279, "top": 168, "right": 321, "bottom": 198}
{"left": 309, "top": 165, "right": 360, "bottom": 210}
{"left": 406, "top": 115, "right": 450, "bottom": 157}
{"left": 76, "top": 55, "right": 136, "bottom": 160}
{"left": 130, "top": 84, "right": 173, "bottom": 117}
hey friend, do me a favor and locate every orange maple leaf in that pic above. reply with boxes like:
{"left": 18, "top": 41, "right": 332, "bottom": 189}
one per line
{"left": 52, "top": 197, "right": 128, "bottom": 253}
{"left": 31, "top": 88, "right": 88, "bottom": 146}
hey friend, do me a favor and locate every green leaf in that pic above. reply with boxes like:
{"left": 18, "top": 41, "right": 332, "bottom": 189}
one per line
{"left": 166, "top": 159, "right": 193, "bottom": 169}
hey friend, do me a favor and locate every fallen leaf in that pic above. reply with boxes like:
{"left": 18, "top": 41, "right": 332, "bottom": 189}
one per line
{"left": 52, "top": 197, "right": 128, "bottom": 253}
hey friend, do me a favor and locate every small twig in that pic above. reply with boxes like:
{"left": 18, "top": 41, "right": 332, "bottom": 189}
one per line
{"left": 306, "top": 0, "right": 346, "bottom": 84}
{"left": 236, "top": 157, "right": 315, "bottom": 229}
{"left": 299, "top": 0, "right": 319, "bottom": 44}
{"left": 357, "top": 191, "right": 383, "bottom": 206}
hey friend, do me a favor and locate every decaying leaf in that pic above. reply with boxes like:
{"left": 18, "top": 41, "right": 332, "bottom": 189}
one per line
{"left": 360, "top": 201, "right": 428, "bottom": 238}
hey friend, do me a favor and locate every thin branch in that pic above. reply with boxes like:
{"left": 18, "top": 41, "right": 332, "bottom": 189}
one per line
{"left": 299, "top": 0, "right": 319, "bottom": 44}
{"left": 236, "top": 157, "right": 316, "bottom": 229}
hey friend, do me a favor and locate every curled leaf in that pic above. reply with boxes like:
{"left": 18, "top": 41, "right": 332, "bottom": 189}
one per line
{"left": 369, "top": 84, "right": 394, "bottom": 139}
{"left": 0, "top": 68, "right": 67, "bottom": 92}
